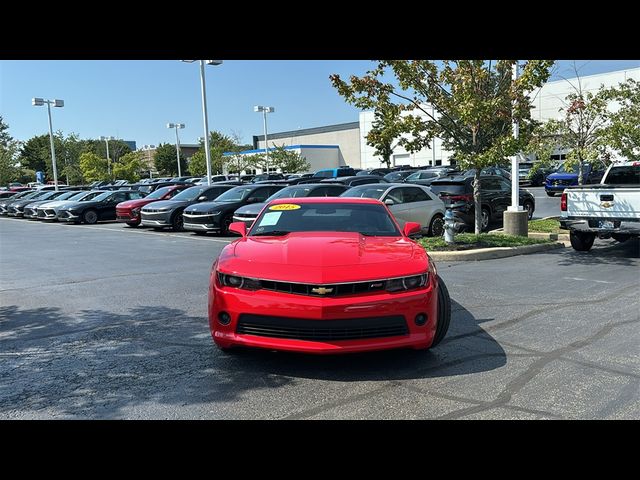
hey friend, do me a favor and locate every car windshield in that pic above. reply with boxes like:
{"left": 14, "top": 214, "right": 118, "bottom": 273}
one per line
{"left": 266, "top": 186, "right": 315, "bottom": 202}
{"left": 137, "top": 185, "right": 155, "bottom": 194}
{"left": 429, "top": 182, "right": 469, "bottom": 196}
{"left": 78, "top": 191, "right": 104, "bottom": 201}
{"left": 144, "top": 187, "right": 174, "bottom": 200}
{"left": 91, "top": 191, "right": 115, "bottom": 202}
{"left": 250, "top": 202, "right": 400, "bottom": 237}
{"left": 556, "top": 163, "right": 590, "bottom": 174}
{"left": 384, "top": 171, "right": 412, "bottom": 182}
{"left": 340, "top": 185, "right": 387, "bottom": 200}
{"left": 313, "top": 170, "right": 334, "bottom": 178}
{"left": 172, "top": 186, "right": 209, "bottom": 202}
{"left": 50, "top": 191, "right": 79, "bottom": 200}
{"left": 214, "top": 186, "right": 254, "bottom": 202}
{"left": 15, "top": 191, "right": 39, "bottom": 199}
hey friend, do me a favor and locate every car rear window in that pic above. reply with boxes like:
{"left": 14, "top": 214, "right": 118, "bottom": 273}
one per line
{"left": 605, "top": 166, "right": 640, "bottom": 185}
{"left": 429, "top": 182, "right": 469, "bottom": 196}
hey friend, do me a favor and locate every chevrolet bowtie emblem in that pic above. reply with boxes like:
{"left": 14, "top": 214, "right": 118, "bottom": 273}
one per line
{"left": 311, "top": 287, "right": 334, "bottom": 295}
{"left": 600, "top": 201, "right": 613, "bottom": 208}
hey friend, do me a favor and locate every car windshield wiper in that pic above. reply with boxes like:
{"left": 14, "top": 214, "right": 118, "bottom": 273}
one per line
{"left": 251, "top": 230, "right": 291, "bottom": 236}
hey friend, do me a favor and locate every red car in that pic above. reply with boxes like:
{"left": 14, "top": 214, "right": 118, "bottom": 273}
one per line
{"left": 116, "top": 185, "right": 189, "bottom": 226}
{"left": 208, "top": 197, "right": 451, "bottom": 354}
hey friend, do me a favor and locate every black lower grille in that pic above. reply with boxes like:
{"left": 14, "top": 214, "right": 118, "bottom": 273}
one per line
{"left": 183, "top": 215, "right": 215, "bottom": 225}
{"left": 259, "top": 279, "right": 386, "bottom": 296}
{"left": 236, "top": 314, "right": 408, "bottom": 341}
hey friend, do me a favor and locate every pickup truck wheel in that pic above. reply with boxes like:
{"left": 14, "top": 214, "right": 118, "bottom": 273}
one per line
{"left": 570, "top": 231, "right": 595, "bottom": 251}
{"left": 545, "top": 191, "right": 556, "bottom": 197}
{"left": 429, "top": 276, "right": 451, "bottom": 349}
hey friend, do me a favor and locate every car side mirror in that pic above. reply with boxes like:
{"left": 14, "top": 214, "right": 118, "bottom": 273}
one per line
{"left": 229, "top": 221, "right": 247, "bottom": 237}
{"left": 403, "top": 222, "right": 421, "bottom": 237}
{"left": 384, "top": 198, "right": 395, "bottom": 205}
{"left": 197, "top": 195, "right": 208, "bottom": 201}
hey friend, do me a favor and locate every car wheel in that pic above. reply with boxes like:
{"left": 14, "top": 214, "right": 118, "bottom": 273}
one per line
{"left": 429, "top": 276, "right": 451, "bottom": 349}
{"left": 481, "top": 208, "right": 490, "bottom": 232}
{"left": 193, "top": 231, "right": 207, "bottom": 236}
{"left": 428, "top": 214, "right": 444, "bottom": 237}
{"left": 171, "top": 211, "right": 184, "bottom": 232}
{"left": 126, "top": 221, "right": 140, "bottom": 228}
{"left": 570, "top": 231, "right": 595, "bottom": 251}
{"left": 83, "top": 209, "right": 98, "bottom": 225}
{"left": 220, "top": 214, "right": 233, "bottom": 235}
{"left": 545, "top": 191, "right": 556, "bottom": 197}
{"left": 523, "top": 201, "right": 534, "bottom": 220}
{"left": 611, "top": 233, "right": 630, "bottom": 243}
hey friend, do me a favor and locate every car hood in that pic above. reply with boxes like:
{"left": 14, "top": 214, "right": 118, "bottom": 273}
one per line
{"left": 218, "top": 232, "right": 428, "bottom": 284}
{"left": 59, "top": 200, "right": 97, "bottom": 210}
{"left": 38, "top": 199, "right": 78, "bottom": 209}
{"left": 231, "top": 202, "right": 265, "bottom": 216}
{"left": 142, "top": 200, "right": 192, "bottom": 211}
{"left": 117, "top": 198, "right": 158, "bottom": 209}
{"left": 185, "top": 200, "right": 239, "bottom": 213}
{"left": 547, "top": 172, "right": 578, "bottom": 181}
{"left": 11, "top": 199, "right": 43, "bottom": 208}
{"left": 23, "top": 200, "right": 56, "bottom": 208}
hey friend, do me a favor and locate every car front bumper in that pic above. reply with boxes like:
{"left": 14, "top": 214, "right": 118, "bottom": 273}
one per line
{"left": 208, "top": 273, "right": 439, "bottom": 354}
{"left": 57, "top": 211, "right": 81, "bottom": 222}
{"left": 140, "top": 212, "right": 172, "bottom": 227}
{"left": 116, "top": 209, "right": 140, "bottom": 223}
{"left": 183, "top": 213, "right": 222, "bottom": 231}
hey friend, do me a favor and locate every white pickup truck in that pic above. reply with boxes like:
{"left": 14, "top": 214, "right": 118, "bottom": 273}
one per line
{"left": 560, "top": 161, "right": 640, "bottom": 251}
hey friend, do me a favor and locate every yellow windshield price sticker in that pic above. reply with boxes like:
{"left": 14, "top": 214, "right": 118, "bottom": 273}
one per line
{"left": 269, "top": 204, "right": 301, "bottom": 211}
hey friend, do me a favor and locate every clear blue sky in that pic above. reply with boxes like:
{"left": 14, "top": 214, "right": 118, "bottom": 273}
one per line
{"left": 1, "top": 60, "right": 638, "bottom": 148}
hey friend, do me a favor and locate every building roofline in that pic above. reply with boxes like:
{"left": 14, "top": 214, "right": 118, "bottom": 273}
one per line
{"left": 224, "top": 145, "right": 340, "bottom": 156}
{"left": 253, "top": 121, "right": 359, "bottom": 147}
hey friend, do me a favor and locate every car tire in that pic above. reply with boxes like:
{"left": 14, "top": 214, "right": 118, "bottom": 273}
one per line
{"left": 523, "top": 201, "right": 534, "bottom": 220}
{"left": 429, "top": 276, "right": 451, "bottom": 349}
{"left": 171, "top": 210, "right": 184, "bottom": 232}
{"left": 570, "top": 231, "right": 595, "bottom": 251}
{"left": 545, "top": 191, "right": 556, "bottom": 197}
{"left": 219, "top": 214, "right": 233, "bottom": 235}
{"left": 193, "top": 231, "right": 207, "bottom": 235}
{"left": 481, "top": 207, "right": 490, "bottom": 232}
{"left": 428, "top": 214, "right": 444, "bottom": 237}
{"left": 126, "top": 221, "right": 140, "bottom": 227}
{"left": 82, "top": 209, "right": 98, "bottom": 225}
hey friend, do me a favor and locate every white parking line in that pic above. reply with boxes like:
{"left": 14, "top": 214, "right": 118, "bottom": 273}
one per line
{"left": 0, "top": 218, "right": 233, "bottom": 244}
{"left": 563, "top": 277, "right": 615, "bottom": 284}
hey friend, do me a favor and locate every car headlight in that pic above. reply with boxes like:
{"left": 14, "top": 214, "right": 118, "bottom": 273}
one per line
{"left": 208, "top": 210, "right": 222, "bottom": 215}
{"left": 217, "top": 272, "right": 261, "bottom": 290}
{"left": 385, "top": 273, "right": 428, "bottom": 292}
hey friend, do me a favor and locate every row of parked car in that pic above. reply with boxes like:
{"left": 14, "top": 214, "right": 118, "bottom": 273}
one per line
{"left": 1, "top": 165, "right": 536, "bottom": 234}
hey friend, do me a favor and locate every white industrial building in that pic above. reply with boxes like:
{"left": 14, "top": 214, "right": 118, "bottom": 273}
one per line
{"left": 244, "top": 66, "right": 640, "bottom": 173}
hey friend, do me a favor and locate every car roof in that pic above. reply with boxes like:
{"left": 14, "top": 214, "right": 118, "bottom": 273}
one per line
{"left": 270, "top": 197, "right": 382, "bottom": 205}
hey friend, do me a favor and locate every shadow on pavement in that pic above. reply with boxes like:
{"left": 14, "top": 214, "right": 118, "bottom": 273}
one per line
{"left": 0, "top": 299, "right": 505, "bottom": 418}
{"left": 553, "top": 238, "right": 640, "bottom": 267}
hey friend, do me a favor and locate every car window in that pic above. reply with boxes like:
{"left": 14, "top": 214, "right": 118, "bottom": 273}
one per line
{"left": 499, "top": 181, "right": 511, "bottom": 192}
{"left": 250, "top": 188, "right": 273, "bottom": 202}
{"left": 205, "top": 188, "right": 226, "bottom": 200}
{"left": 420, "top": 172, "right": 438, "bottom": 179}
{"left": 352, "top": 178, "right": 380, "bottom": 186}
{"left": 606, "top": 166, "right": 640, "bottom": 185}
{"left": 402, "top": 187, "right": 430, "bottom": 202}
{"left": 326, "top": 186, "right": 348, "bottom": 196}
{"left": 481, "top": 179, "right": 502, "bottom": 191}
{"left": 385, "top": 188, "right": 405, "bottom": 204}
{"left": 127, "top": 191, "right": 145, "bottom": 200}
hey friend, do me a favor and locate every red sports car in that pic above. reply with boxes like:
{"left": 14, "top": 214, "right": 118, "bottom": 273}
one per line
{"left": 208, "top": 197, "right": 451, "bottom": 354}
{"left": 116, "top": 185, "right": 189, "bottom": 226}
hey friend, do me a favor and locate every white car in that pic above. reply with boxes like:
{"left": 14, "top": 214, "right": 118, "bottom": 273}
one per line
{"left": 340, "top": 183, "right": 446, "bottom": 236}
{"left": 35, "top": 190, "right": 105, "bottom": 221}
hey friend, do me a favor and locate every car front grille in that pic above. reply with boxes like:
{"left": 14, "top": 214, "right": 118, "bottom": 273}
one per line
{"left": 57, "top": 211, "right": 70, "bottom": 219}
{"left": 37, "top": 209, "right": 46, "bottom": 218}
{"left": 141, "top": 211, "right": 169, "bottom": 220}
{"left": 258, "top": 279, "right": 387, "bottom": 297}
{"left": 183, "top": 213, "right": 215, "bottom": 224}
{"left": 23, "top": 207, "right": 36, "bottom": 217}
{"left": 236, "top": 314, "right": 408, "bottom": 341}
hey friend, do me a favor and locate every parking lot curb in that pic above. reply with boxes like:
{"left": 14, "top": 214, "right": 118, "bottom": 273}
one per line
{"left": 427, "top": 241, "right": 565, "bottom": 261}
{"left": 489, "top": 227, "right": 570, "bottom": 242}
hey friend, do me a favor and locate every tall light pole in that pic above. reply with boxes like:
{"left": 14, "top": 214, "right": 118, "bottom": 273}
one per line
{"left": 100, "top": 136, "right": 116, "bottom": 178}
{"left": 32, "top": 98, "right": 64, "bottom": 191}
{"left": 508, "top": 62, "right": 522, "bottom": 212}
{"left": 167, "top": 123, "right": 185, "bottom": 177}
{"left": 254, "top": 105, "right": 275, "bottom": 173}
{"left": 142, "top": 145, "right": 156, "bottom": 179}
{"left": 182, "top": 60, "right": 223, "bottom": 185}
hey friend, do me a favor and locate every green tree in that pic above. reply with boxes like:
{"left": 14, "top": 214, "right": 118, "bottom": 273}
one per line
{"left": 0, "top": 116, "right": 13, "bottom": 147}
{"left": 153, "top": 143, "right": 188, "bottom": 176}
{"left": 269, "top": 144, "right": 311, "bottom": 173}
{"left": 0, "top": 141, "right": 20, "bottom": 186}
{"left": 330, "top": 60, "right": 553, "bottom": 233}
{"left": 112, "top": 151, "right": 143, "bottom": 182}
{"left": 368, "top": 106, "right": 402, "bottom": 167}
{"left": 19, "top": 134, "right": 51, "bottom": 173}
{"left": 601, "top": 78, "right": 640, "bottom": 161}
{"left": 187, "top": 131, "right": 242, "bottom": 176}
{"left": 79, "top": 152, "right": 109, "bottom": 182}
{"left": 187, "top": 149, "right": 207, "bottom": 176}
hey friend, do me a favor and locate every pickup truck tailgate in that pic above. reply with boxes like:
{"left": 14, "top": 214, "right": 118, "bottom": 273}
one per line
{"left": 565, "top": 187, "right": 640, "bottom": 220}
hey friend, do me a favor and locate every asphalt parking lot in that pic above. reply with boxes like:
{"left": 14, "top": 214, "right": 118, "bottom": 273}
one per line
{"left": 1, "top": 217, "right": 638, "bottom": 419}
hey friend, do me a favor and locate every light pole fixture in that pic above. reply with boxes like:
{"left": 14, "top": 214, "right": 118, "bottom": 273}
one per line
{"left": 99, "top": 136, "right": 116, "bottom": 178}
{"left": 167, "top": 123, "right": 185, "bottom": 177}
{"left": 32, "top": 97, "right": 64, "bottom": 191}
{"left": 254, "top": 105, "right": 275, "bottom": 174}
{"left": 142, "top": 144, "right": 156, "bottom": 179}
{"left": 181, "top": 60, "right": 223, "bottom": 185}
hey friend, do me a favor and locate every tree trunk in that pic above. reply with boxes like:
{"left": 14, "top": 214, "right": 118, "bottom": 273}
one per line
{"left": 383, "top": 154, "right": 391, "bottom": 168}
{"left": 474, "top": 169, "right": 482, "bottom": 235}
{"left": 577, "top": 160, "right": 584, "bottom": 185}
